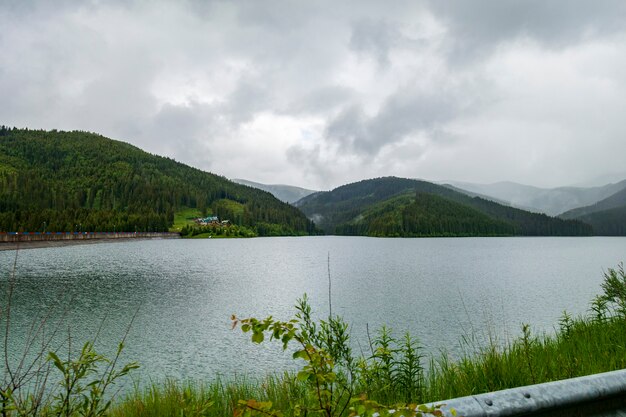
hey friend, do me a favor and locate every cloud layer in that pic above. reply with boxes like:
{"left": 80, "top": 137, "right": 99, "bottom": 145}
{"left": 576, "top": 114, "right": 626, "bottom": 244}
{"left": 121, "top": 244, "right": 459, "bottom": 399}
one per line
{"left": 2, "top": 0, "right": 626, "bottom": 189}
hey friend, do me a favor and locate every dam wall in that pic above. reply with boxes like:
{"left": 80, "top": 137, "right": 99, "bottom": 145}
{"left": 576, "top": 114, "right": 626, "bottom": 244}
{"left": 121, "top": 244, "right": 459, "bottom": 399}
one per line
{"left": 0, "top": 231, "right": 180, "bottom": 243}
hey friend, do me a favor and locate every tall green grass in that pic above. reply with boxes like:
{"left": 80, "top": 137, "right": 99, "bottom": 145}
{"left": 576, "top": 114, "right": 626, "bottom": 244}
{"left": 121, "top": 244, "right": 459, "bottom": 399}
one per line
{"left": 109, "top": 375, "right": 309, "bottom": 417}
{"left": 105, "top": 313, "right": 626, "bottom": 416}
{"left": 423, "top": 316, "right": 626, "bottom": 402}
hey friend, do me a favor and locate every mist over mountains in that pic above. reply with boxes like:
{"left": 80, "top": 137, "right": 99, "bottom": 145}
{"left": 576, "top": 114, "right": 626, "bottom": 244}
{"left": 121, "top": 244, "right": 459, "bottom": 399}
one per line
{"left": 231, "top": 179, "right": 317, "bottom": 204}
{"left": 446, "top": 180, "right": 626, "bottom": 216}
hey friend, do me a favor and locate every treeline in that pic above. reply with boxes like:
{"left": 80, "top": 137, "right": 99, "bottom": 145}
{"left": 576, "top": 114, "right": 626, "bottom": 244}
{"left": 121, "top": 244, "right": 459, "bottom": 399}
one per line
{"left": 0, "top": 208, "right": 169, "bottom": 233}
{"left": 0, "top": 127, "right": 316, "bottom": 235}
{"left": 180, "top": 221, "right": 305, "bottom": 238}
{"left": 180, "top": 224, "right": 256, "bottom": 238}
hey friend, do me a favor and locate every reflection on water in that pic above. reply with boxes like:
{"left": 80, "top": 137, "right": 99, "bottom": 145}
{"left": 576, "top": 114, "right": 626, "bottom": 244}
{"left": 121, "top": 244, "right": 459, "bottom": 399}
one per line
{"left": 1, "top": 236, "right": 623, "bottom": 383}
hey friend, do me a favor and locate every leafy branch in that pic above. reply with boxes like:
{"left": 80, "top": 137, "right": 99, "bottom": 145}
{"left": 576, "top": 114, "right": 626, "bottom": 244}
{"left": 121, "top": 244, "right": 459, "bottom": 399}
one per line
{"left": 232, "top": 295, "right": 452, "bottom": 417}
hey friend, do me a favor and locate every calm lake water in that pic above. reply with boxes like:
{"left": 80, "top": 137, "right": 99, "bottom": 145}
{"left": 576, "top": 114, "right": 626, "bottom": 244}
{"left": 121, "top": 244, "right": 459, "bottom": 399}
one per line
{"left": 1, "top": 236, "right": 624, "bottom": 383}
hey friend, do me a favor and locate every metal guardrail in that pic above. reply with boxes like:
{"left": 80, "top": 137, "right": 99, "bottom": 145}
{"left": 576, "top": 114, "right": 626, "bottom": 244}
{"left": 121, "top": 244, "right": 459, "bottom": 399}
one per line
{"left": 429, "top": 369, "right": 626, "bottom": 417}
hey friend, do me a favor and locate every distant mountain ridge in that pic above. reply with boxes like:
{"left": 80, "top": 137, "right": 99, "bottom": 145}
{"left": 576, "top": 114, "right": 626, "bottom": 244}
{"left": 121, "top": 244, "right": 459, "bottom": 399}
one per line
{"left": 232, "top": 179, "right": 317, "bottom": 204}
{"left": 296, "top": 176, "right": 591, "bottom": 237}
{"left": 448, "top": 180, "right": 626, "bottom": 216}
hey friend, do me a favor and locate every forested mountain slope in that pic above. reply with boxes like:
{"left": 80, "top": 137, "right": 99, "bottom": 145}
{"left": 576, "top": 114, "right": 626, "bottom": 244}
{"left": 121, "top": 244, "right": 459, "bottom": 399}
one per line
{"left": 570, "top": 206, "right": 626, "bottom": 236}
{"left": 296, "top": 177, "right": 592, "bottom": 237}
{"left": 559, "top": 187, "right": 626, "bottom": 235}
{"left": 0, "top": 127, "right": 316, "bottom": 235}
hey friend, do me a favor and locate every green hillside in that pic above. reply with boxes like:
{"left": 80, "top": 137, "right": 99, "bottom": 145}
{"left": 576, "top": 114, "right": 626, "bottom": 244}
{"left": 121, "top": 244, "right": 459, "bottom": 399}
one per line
{"left": 559, "top": 187, "right": 626, "bottom": 235}
{"left": 566, "top": 206, "right": 626, "bottom": 236}
{"left": 296, "top": 177, "right": 592, "bottom": 236}
{"left": 0, "top": 127, "right": 316, "bottom": 236}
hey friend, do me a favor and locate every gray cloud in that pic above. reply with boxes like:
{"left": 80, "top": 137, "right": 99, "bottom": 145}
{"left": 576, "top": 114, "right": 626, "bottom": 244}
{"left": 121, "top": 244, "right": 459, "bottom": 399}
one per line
{"left": 287, "top": 85, "right": 356, "bottom": 115}
{"left": 430, "top": 0, "right": 626, "bottom": 42}
{"left": 1, "top": 0, "right": 626, "bottom": 189}
{"left": 224, "top": 80, "right": 272, "bottom": 125}
{"left": 349, "top": 19, "right": 402, "bottom": 67}
{"left": 325, "top": 88, "right": 465, "bottom": 156}
{"left": 428, "top": 0, "right": 626, "bottom": 63}
{"left": 141, "top": 103, "right": 216, "bottom": 168}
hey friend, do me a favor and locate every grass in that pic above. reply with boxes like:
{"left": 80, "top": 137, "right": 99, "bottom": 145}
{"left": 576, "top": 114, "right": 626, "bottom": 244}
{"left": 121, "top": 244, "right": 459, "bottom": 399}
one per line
{"left": 422, "top": 316, "right": 626, "bottom": 401}
{"left": 109, "top": 380, "right": 216, "bottom": 417}
{"left": 212, "top": 199, "right": 245, "bottom": 218}
{"left": 102, "top": 312, "right": 626, "bottom": 417}
{"left": 169, "top": 207, "right": 202, "bottom": 232}
{"left": 109, "top": 375, "right": 309, "bottom": 417}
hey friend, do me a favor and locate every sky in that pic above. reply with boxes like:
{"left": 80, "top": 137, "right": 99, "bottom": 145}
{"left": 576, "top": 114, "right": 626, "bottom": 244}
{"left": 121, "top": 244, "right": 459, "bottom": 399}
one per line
{"left": 2, "top": 0, "right": 626, "bottom": 191}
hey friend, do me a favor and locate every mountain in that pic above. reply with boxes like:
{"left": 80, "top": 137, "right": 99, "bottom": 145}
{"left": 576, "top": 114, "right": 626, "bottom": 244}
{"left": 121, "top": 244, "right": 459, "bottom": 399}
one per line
{"left": 0, "top": 127, "right": 316, "bottom": 236}
{"left": 560, "top": 187, "right": 626, "bottom": 219}
{"left": 448, "top": 180, "right": 626, "bottom": 216}
{"left": 568, "top": 206, "right": 626, "bottom": 236}
{"left": 559, "top": 187, "right": 626, "bottom": 235}
{"left": 232, "top": 179, "right": 317, "bottom": 204}
{"left": 295, "top": 176, "right": 592, "bottom": 237}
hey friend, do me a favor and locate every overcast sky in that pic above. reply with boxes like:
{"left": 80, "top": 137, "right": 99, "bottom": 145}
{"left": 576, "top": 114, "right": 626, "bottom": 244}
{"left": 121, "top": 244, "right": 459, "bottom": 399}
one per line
{"left": 2, "top": 1, "right": 626, "bottom": 190}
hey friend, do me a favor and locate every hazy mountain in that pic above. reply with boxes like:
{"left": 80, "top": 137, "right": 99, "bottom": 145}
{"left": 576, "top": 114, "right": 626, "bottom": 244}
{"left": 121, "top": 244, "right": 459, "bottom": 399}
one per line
{"left": 441, "top": 184, "right": 512, "bottom": 207}
{"left": 296, "top": 176, "right": 591, "bottom": 237}
{"left": 560, "top": 186, "right": 626, "bottom": 217}
{"left": 448, "top": 180, "right": 626, "bottom": 216}
{"left": 232, "top": 179, "right": 317, "bottom": 204}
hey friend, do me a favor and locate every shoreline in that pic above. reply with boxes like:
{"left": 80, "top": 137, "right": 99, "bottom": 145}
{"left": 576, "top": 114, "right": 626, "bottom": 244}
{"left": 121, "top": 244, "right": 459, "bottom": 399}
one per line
{"left": 0, "top": 236, "right": 178, "bottom": 251}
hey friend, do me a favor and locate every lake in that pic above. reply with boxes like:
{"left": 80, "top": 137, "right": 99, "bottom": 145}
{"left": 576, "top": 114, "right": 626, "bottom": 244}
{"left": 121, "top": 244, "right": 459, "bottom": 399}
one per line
{"left": 1, "top": 236, "right": 624, "bottom": 383}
